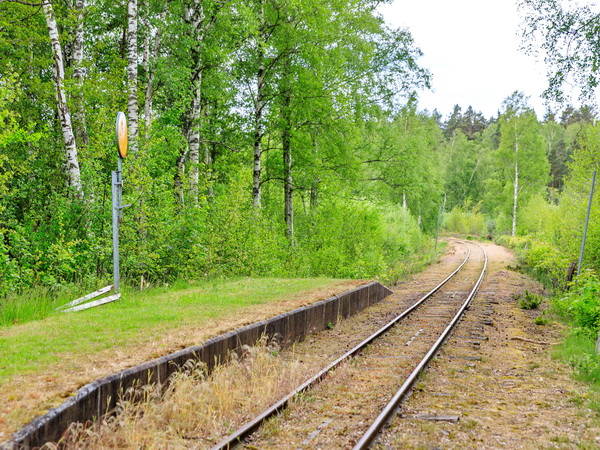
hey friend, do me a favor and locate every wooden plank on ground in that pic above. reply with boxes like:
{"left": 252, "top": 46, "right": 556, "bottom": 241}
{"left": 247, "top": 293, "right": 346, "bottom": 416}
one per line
{"left": 56, "top": 285, "right": 113, "bottom": 311}
{"left": 411, "top": 415, "right": 460, "bottom": 423}
{"left": 61, "top": 293, "right": 121, "bottom": 313}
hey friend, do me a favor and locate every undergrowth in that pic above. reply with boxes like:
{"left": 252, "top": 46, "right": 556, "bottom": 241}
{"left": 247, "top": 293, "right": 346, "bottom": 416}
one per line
{"left": 518, "top": 290, "right": 543, "bottom": 310}
{"left": 554, "top": 332, "right": 600, "bottom": 387}
{"left": 552, "top": 270, "right": 600, "bottom": 395}
{"left": 379, "top": 240, "right": 447, "bottom": 286}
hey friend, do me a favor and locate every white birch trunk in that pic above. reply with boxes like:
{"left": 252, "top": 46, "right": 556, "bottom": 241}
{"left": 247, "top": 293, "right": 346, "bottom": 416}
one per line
{"left": 402, "top": 191, "right": 407, "bottom": 209}
{"left": 282, "top": 91, "right": 293, "bottom": 242}
{"left": 175, "top": 150, "right": 188, "bottom": 205}
{"left": 186, "top": 73, "right": 202, "bottom": 201}
{"left": 203, "top": 104, "right": 214, "bottom": 199}
{"left": 188, "top": 76, "right": 201, "bottom": 204}
{"left": 183, "top": 0, "right": 206, "bottom": 204}
{"left": 512, "top": 141, "right": 519, "bottom": 236}
{"left": 72, "top": 0, "right": 88, "bottom": 148}
{"left": 127, "top": 0, "right": 139, "bottom": 154}
{"left": 43, "top": 0, "right": 83, "bottom": 197}
{"left": 512, "top": 158, "right": 519, "bottom": 236}
{"left": 252, "top": 78, "right": 264, "bottom": 208}
{"left": 252, "top": 1, "right": 265, "bottom": 208}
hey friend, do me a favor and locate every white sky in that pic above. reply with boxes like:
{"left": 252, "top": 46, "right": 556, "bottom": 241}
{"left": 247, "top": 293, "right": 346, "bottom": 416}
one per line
{"left": 378, "top": 0, "right": 594, "bottom": 120}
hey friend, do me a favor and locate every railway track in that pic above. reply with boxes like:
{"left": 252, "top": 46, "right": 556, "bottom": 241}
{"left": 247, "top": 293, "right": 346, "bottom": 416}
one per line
{"left": 213, "top": 240, "right": 488, "bottom": 449}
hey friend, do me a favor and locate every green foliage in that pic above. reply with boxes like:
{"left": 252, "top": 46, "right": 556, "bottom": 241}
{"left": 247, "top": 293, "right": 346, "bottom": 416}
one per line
{"left": 442, "top": 130, "right": 490, "bottom": 210}
{"left": 380, "top": 241, "right": 445, "bottom": 286}
{"left": 485, "top": 95, "right": 549, "bottom": 235}
{"left": 442, "top": 203, "right": 488, "bottom": 236}
{"left": 292, "top": 199, "right": 423, "bottom": 279}
{"left": 518, "top": 290, "right": 543, "bottom": 310}
{"left": 518, "top": 194, "right": 557, "bottom": 236}
{"left": 0, "top": 0, "right": 436, "bottom": 299}
{"left": 554, "top": 271, "right": 600, "bottom": 332}
{"left": 500, "top": 235, "right": 571, "bottom": 290}
{"left": 554, "top": 332, "right": 600, "bottom": 386}
{"left": 520, "top": 0, "right": 600, "bottom": 103}
{"left": 533, "top": 314, "right": 550, "bottom": 325}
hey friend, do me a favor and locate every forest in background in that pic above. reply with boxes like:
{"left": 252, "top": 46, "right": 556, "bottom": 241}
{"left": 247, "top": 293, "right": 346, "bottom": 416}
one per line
{"left": 0, "top": 0, "right": 599, "bottom": 303}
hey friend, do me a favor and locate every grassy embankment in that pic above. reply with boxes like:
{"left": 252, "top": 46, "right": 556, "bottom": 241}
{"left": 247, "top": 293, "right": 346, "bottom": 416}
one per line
{"left": 0, "top": 278, "right": 349, "bottom": 381}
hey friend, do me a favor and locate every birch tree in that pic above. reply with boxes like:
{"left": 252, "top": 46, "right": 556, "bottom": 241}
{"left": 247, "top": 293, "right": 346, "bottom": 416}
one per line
{"left": 127, "top": 0, "right": 139, "bottom": 154}
{"left": 520, "top": 0, "right": 600, "bottom": 104}
{"left": 177, "top": 0, "right": 227, "bottom": 204}
{"left": 250, "top": 0, "right": 266, "bottom": 208}
{"left": 491, "top": 92, "right": 548, "bottom": 235}
{"left": 42, "top": 0, "right": 84, "bottom": 197}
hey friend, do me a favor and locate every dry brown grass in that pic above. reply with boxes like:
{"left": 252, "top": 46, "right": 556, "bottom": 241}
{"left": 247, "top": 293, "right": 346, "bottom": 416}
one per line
{"left": 50, "top": 337, "right": 305, "bottom": 449}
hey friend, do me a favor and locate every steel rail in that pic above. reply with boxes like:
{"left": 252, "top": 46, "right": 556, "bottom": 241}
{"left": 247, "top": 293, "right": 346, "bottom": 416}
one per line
{"left": 212, "top": 241, "right": 472, "bottom": 450}
{"left": 353, "top": 240, "right": 488, "bottom": 449}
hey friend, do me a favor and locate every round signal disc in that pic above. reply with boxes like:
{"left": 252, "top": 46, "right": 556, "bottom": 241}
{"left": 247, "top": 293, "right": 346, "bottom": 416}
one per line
{"left": 116, "top": 112, "right": 128, "bottom": 158}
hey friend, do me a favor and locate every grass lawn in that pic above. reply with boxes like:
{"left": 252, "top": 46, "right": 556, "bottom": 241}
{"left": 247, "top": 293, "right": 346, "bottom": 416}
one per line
{"left": 0, "top": 277, "right": 351, "bottom": 381}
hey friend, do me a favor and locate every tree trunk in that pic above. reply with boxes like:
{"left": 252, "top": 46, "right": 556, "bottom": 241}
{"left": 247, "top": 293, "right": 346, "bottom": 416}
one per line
{"left": 183, "top": 1, "right": 207, "bottom": 205}
{"left": 141, "top": 0, "right": 150, "bottom": 76}
{"left": 188, "top": 97, "right": 205, "bottom": 204}
{"left": 282, "top": 95, "right": 293, "bottom": 242}
{"left": 203, "top": 105, "right": 214, "bottom": 199}
{"left": 72, "top": 0, "right": 88, "bottom": 148}
{"left": 127, "top": 0, "right": 139, "bottom": 154}
{"left": 174, "top": 150, "right": 188, "bottom": 205}
{"left": 512, "top": 143, "right": 519, "bottom": 236}
{"left": 252, "top": 1, "right": 265, "bottom": 208}
{"left": 42, "top": 0, "right": 83, "bottom": 198}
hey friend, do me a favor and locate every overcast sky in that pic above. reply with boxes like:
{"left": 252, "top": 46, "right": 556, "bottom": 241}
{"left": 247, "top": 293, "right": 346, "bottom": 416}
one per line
{"left": 378, "top": 0, "right": 592, "bottom": 120}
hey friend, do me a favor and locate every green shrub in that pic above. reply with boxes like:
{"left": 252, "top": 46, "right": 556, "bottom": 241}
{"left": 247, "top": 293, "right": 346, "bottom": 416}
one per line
{"left": 519, "top": 194, "right": 558, "bottom": 236}
{"left": 554, "top": 270, "right": 600, "bottom": 332}
{"left": 500, "top": 236, "right": 570, "bottom": 290}
{"left": 533, "top": 314, "right": 550, "bottom": 325}
{"left": 519, "top": 290, "right": 543, "bottom": 310}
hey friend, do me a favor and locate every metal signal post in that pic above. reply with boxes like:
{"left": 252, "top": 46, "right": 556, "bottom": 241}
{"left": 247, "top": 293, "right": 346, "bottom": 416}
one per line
{"left": 578, "top": 170, "right": 596, "bottom": 276}
{"left": 112, "top": 112, "right": 128, "bottom": 293}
